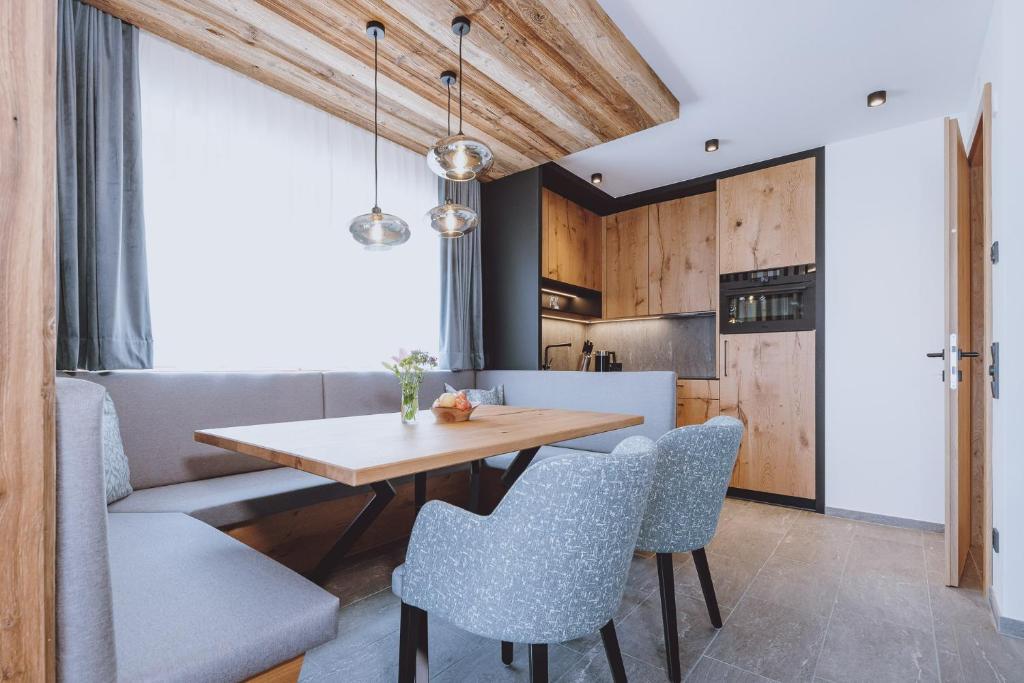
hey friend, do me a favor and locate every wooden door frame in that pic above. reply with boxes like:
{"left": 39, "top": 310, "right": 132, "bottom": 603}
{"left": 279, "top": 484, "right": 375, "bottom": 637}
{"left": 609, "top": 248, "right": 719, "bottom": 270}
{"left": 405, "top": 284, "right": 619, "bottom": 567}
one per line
{"left": 966, "top": 83, "right": 994, "bottom": 592}
{"left": 0, "top": 1, "right": 58, "bottom": 681}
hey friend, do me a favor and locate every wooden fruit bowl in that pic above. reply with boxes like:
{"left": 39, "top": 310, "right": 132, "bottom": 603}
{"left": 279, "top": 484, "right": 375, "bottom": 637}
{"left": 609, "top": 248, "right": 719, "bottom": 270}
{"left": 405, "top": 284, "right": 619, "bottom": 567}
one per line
{"left": 430, "top": 404, "right": 477, "bottom": 423}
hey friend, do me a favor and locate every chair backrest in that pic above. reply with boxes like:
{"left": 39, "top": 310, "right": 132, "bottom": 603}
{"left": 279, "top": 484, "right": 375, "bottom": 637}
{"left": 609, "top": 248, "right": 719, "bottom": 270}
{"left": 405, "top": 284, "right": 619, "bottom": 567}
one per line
{"left": 55, "top": 378, "right": 118, "bottom": 682}
{"left": 636, "top": 416, "right": 744, "bottom": 553}
{"left": 475, "top": 370, "right": 676, "bottom": 451}
{"left": 482, "top": 436, "right": 656, "bottom": 643}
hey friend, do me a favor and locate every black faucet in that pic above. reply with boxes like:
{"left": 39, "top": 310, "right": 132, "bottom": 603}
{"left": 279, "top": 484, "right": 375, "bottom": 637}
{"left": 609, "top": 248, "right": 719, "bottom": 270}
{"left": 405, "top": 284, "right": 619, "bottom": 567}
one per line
{"left": 543, "top": 342, "right": 572, "bottom": 370}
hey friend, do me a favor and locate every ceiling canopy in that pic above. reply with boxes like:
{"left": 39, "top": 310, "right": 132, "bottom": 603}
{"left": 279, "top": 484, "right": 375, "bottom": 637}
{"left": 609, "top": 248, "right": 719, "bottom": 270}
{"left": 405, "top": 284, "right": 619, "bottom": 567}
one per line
{"left": 85, "top": 0, "right": 679, "bottom": 179}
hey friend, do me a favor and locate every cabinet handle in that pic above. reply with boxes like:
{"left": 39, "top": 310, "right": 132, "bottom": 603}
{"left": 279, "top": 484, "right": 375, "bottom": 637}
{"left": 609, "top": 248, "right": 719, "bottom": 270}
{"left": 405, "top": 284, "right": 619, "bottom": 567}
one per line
{"left": 723, "top": 339, "right": 728, "bottom": 377}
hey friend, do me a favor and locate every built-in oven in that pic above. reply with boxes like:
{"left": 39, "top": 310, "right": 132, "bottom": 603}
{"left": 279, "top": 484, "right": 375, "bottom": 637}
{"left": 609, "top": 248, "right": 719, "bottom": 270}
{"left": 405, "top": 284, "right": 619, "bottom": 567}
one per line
{"left": 719, "top": 264, "right": 816, "bottom": 334}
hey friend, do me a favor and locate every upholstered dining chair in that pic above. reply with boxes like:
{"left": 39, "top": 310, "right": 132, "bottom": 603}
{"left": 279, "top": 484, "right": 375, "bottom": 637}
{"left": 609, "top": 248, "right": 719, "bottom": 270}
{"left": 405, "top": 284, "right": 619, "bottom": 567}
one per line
{"left": 636, "top": 416, "right": 744, "bottom": 683}
{"left": 392, "top": 437, "right": 656, "bottom": 683}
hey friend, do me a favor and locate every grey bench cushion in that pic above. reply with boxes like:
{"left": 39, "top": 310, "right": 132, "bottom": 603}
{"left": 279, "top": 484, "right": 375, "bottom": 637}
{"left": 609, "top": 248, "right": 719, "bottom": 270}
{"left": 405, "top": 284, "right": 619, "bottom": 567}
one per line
{"left": 61, "top": 371, "right": 326, "bottom": 489}
{"left": 108, "top": 468, "right": 357, "bottom": 528}
{"left": 107, "top": 513, "right": 338, "bottom": 683}
{"left": 484, "top": 445, "right": 606, "bottom": 471}
{"left": 476, "top": 370, "right": 677, "bottom": 453}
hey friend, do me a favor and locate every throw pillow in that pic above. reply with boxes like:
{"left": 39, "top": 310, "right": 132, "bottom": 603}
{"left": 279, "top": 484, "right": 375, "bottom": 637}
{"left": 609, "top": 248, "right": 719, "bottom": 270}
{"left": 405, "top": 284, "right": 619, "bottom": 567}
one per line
{"left": 445, "top": 383, "right": 505, "bottom": 406}
{"left": 102, "top": 392, "right": 133, "bottom": 504}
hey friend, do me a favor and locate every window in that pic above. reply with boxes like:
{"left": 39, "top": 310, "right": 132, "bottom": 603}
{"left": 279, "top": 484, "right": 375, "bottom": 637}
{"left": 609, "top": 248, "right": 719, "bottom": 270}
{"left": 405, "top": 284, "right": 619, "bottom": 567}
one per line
{"left": 139, "top": 34, "right": 439, "bottom": 370}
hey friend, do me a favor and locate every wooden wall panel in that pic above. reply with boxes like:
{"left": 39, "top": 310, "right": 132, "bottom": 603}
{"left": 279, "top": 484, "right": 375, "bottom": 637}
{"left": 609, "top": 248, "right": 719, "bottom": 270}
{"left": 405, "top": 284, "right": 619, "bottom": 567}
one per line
{"left": 720, "top": 332, "right": 815, "bottom": 499}
{"left": 650, "top": 192, "right": 717, "bottom": 314}
{"left": 0, "top": 1, "right": 57, "bottom": 679}
{"left": 83, "top": 0, "right": 679, "bottom": 179}
{"left": 604, "top": 207, "right": 649, "bottom": 318}
{"left": 718, "top": 158, "right": 815, "bottom": 273}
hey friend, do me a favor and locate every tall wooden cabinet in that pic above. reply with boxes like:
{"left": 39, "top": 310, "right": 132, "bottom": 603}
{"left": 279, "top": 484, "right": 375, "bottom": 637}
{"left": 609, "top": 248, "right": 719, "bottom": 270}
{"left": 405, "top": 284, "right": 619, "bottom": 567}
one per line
{"left": 604, "top": 206, "right": 649, "bottom": 318}
{"left": 542, "top": 188, "right": 602, "bottom": 291}
{"left": 718, "top": 158, "right": 815, "bottom": 272}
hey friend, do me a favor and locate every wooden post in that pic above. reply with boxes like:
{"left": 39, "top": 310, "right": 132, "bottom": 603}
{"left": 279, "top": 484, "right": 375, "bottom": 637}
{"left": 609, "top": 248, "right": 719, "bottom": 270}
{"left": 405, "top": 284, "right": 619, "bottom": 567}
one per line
{"left": 0, "top": 1, "right": 57, "bottom": 680}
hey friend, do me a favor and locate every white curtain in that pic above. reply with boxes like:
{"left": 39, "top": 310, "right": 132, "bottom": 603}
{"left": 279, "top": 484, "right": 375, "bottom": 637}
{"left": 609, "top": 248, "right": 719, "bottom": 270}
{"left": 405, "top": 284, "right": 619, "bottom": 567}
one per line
{"left": 139, "top": 34, "right": 439, "bottom": 370}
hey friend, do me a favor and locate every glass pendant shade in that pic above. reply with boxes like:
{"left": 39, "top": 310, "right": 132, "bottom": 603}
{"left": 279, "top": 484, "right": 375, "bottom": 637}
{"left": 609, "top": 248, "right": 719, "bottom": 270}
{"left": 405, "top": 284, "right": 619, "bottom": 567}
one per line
{"left": 349, "top": 207, "right": 410, "bottom": 250}
{"left": 427, "top": 134, "right": 493, "bottom": 181}
{"left": 427, "top": 199, "right": 479, "bottom": 238}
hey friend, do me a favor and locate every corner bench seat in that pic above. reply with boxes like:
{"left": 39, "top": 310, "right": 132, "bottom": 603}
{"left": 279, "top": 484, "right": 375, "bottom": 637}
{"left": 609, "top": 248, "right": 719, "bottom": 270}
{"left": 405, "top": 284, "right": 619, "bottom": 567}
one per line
{"left": 108, "top": 467, "right": 357, "bottom": 528}
{"left": 108, "top": 512, "right": 338, "bottom": 682}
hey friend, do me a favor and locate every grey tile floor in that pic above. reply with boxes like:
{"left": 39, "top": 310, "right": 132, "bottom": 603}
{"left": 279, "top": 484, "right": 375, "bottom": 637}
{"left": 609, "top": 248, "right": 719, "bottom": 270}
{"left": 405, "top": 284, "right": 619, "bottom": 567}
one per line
{"left": 301, "top": 499, "right": 1024, "bottom": 682}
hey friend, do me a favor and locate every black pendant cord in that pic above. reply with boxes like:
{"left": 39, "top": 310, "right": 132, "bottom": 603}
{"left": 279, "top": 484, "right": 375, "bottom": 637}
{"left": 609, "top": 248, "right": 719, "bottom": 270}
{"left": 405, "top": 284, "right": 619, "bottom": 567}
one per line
{"left": 457, "top": 31, "right": 464, "bottom": 135}
{"left": 446, "top": 81, "right": 452, "bottom": 136}
{"left": 373, "top": 32, "right": 379, "bottom": 210}
{"left": 445, "top": 81, "right": 453, "bottom": 204}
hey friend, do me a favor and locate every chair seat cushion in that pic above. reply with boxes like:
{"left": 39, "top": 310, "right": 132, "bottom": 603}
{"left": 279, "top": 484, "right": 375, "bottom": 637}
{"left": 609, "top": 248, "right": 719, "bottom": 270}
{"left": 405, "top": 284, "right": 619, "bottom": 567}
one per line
{"left": 483, "top": 445, "right": 606, "bottom": 471}
{"left": 108, "top": 467, "right": 357, "bottom": 528}
{"left": 107, "top": 513, "right": 338, "bottom": 683}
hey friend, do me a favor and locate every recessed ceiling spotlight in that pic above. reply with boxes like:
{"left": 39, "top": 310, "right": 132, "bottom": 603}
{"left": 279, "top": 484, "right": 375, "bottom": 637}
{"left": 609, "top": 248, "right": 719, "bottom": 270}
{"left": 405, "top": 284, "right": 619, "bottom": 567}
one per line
{"left": 867, "top": 90, "right": 887, "bottom": 107}
{"left": 705, "top": 138, "right": 719, "bottom": 152}
{"left": 591, "top": 173, "right": 603, "bottom": 185}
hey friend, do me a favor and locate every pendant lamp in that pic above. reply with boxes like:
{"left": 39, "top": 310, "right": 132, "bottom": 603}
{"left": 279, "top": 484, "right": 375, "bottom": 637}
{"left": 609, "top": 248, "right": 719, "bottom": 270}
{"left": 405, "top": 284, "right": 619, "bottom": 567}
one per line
{"left": 349, "top": 21, "right": 410, "bottom": 250}
{"left": 427, "top": 71, "right": 480, "bottom": 238}
{"left": 426, "top": 17, "right": 493, "bottom": 181}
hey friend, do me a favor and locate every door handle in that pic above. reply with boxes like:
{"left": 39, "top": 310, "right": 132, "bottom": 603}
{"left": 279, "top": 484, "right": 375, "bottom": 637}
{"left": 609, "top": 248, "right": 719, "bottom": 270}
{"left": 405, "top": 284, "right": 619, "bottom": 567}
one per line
{"left": 723, "top": 339, "right": 728, "bottom": 377}
{"left": 926, "top": 350, "right": 945, "bottom": 359}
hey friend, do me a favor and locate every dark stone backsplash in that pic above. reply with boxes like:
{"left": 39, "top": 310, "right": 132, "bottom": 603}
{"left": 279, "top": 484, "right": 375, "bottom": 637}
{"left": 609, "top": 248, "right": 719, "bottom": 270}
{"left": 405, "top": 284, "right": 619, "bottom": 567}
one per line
{"left": 541, "top": 315, "right": 717, "bottom": 377}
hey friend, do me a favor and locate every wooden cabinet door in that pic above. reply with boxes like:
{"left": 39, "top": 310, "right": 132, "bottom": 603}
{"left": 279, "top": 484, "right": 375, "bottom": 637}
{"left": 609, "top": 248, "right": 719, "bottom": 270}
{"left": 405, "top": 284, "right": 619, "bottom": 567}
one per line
{"left": 718, "top": 158, "right": 815, "bottom": 273}
{"left": 542, "top": 189, "right": 602, "bottom": 290}
{"left": 720, "top": 331, "right": 815, "bottom": 499}
{"left": 604, "top": 206, "right": 649, "bottom": 318}
{"left": 650, "top": 192, "right": 717, "bottom": 314}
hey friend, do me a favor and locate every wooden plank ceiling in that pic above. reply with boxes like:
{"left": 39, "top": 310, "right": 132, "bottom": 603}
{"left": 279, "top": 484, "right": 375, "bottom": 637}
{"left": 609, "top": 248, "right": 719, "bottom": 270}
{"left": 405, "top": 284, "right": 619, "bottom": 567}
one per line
{"left": 83, "top": 0, "right": 678, "bottom": 179}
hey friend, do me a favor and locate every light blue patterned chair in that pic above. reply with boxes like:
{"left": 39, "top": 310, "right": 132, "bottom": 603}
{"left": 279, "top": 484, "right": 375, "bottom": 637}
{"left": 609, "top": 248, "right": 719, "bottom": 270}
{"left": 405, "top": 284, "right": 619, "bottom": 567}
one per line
{"left": 392, "top": 437, "right": 656, "bottom": 683}
{"left": 635, "top": 416, "right": 744, "bottom": 682}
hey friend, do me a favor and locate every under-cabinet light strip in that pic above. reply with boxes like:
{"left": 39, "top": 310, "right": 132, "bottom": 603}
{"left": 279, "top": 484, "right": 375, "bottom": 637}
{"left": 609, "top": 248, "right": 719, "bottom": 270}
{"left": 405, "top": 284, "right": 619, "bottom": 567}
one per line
{"left": 540, "top": 287, "right": 579, "bottom": 299}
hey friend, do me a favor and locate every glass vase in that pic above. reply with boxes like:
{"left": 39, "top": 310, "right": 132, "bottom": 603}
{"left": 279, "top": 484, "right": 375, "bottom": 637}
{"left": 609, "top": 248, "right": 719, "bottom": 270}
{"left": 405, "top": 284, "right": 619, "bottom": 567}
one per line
{"left": 400, "top": 381, "right": 420, "bottom": 424}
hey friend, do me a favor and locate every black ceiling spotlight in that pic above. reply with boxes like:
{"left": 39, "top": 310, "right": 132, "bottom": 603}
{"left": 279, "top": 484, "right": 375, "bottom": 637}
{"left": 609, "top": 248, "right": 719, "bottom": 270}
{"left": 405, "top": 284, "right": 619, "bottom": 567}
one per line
{"left": 705, "top": 138, "right": 719, "bottom": 152}
{"left": 591, "top": 173, "right": 603, "bottom": 185}
{"left": 867, "top": 90, "right": 887, "bottom": 107}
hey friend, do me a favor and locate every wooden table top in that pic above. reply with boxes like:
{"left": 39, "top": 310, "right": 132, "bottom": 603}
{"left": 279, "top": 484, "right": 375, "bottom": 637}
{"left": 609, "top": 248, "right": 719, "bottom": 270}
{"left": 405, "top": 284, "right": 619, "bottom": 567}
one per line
{"left": 194, "top": 405, "right": 644, "bottom": 486}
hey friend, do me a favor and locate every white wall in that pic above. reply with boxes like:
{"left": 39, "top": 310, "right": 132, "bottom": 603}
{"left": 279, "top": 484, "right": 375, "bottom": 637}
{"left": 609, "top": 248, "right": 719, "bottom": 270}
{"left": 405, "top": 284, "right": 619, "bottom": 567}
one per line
{"left": 139, "top": 34, "right": 440, "bottom": 370}
{"left": 824, "top": 118, "right": 946, "bottom": 524}
{"left": 963, "top": 0, "right": 1024, "bottom": 623}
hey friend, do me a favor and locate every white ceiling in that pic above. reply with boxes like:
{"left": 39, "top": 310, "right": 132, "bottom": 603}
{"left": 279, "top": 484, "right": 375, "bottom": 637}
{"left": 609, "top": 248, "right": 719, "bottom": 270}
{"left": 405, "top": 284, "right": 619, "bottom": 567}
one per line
{"left": 557, "top": 0, "right": 993, "bottom": 197}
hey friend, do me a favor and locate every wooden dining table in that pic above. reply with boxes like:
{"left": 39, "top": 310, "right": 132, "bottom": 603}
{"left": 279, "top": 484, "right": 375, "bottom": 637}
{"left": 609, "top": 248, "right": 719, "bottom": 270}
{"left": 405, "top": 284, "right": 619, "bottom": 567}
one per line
{"left": 195, "top": 404, "right": 643, "bottom": 583}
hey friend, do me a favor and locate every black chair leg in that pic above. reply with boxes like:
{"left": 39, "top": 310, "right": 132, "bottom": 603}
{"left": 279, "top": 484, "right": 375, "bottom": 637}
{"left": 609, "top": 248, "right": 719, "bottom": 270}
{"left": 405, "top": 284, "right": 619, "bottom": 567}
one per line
{"left": 501, "top": 640, "right": 514, "bottom": 665}
{"left": 600, "top": 620, "right": 628, "bottom": 683}
{"left": 528, "top": 643, "right": 548, "bottom": 683}
{"left": 692, "top": 547, "right": 723, "bottom": 628}
{"left": 398, "top": 602, "right": 417, "bottom": 683}
{"left": 414, "top": 605, "right": 429, "bottom": 681}
{"left": 656, "top": 553, "right": 681, "bottom": 682}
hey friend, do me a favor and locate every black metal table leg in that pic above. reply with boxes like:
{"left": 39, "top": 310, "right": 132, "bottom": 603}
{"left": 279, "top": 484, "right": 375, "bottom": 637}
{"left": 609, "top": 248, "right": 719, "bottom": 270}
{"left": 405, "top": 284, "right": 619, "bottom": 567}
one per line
{"left": 310, "top": 480, "right": 396, "bottom": 584}
{"left": 468, "top": 459, "right": 482, "bottom": 513}
{"left": 414, "top": 472, "right": 426, "bottom": 513}
{"left": 501, "top": 446, "right": 540, "bottom": 489}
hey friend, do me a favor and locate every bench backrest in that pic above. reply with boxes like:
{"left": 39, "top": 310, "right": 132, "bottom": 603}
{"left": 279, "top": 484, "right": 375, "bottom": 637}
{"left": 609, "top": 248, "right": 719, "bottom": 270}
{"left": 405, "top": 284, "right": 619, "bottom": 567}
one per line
{"left": 322, "top": 370, "right": 474, "bottom": 418}
{"left": 476, "top": 370, "right": 677, "bottom": 452}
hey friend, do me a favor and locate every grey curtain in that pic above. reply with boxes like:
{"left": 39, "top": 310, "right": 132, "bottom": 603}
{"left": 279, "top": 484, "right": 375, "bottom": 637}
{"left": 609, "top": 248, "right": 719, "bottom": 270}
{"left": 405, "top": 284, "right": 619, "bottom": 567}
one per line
{"left": 438, "top": 179, "right": 484, "bottom": 370}
{"left": 57, "top": 0, "right": 152, "bottom": 370}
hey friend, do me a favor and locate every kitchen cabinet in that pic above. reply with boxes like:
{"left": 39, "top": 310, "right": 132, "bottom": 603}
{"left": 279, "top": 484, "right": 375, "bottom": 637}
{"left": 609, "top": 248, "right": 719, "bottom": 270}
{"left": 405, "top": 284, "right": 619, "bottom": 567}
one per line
{"left": 650, "top": 192, "right": 717, "bottom": 314}
{"left": 676, "top": 379, "right": 720, "bottom": 427}
{"left": 719, "top": 331, "right": 815, "bottom": 499}
{"left": 604, "top": 206, "right": 649, "bottom": 318}
{"left": 542, "top": 188, "right": 602, "bottom": 291}
{"left": 718, "top": 158, "right": 815, "bottom": 273}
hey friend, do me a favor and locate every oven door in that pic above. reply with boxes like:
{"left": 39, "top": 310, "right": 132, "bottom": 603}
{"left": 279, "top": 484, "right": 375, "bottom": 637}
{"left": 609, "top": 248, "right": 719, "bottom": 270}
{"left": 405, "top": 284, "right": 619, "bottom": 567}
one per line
{"left": 719, "top": 281, "right": 816, "bottom": 334}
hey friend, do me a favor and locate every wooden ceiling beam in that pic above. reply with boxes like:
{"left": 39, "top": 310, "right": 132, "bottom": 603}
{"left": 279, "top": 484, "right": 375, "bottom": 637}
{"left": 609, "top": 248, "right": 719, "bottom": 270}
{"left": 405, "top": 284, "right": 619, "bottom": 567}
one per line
{"left": 82, "top": 0, "right": 679, "bottom": 178}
